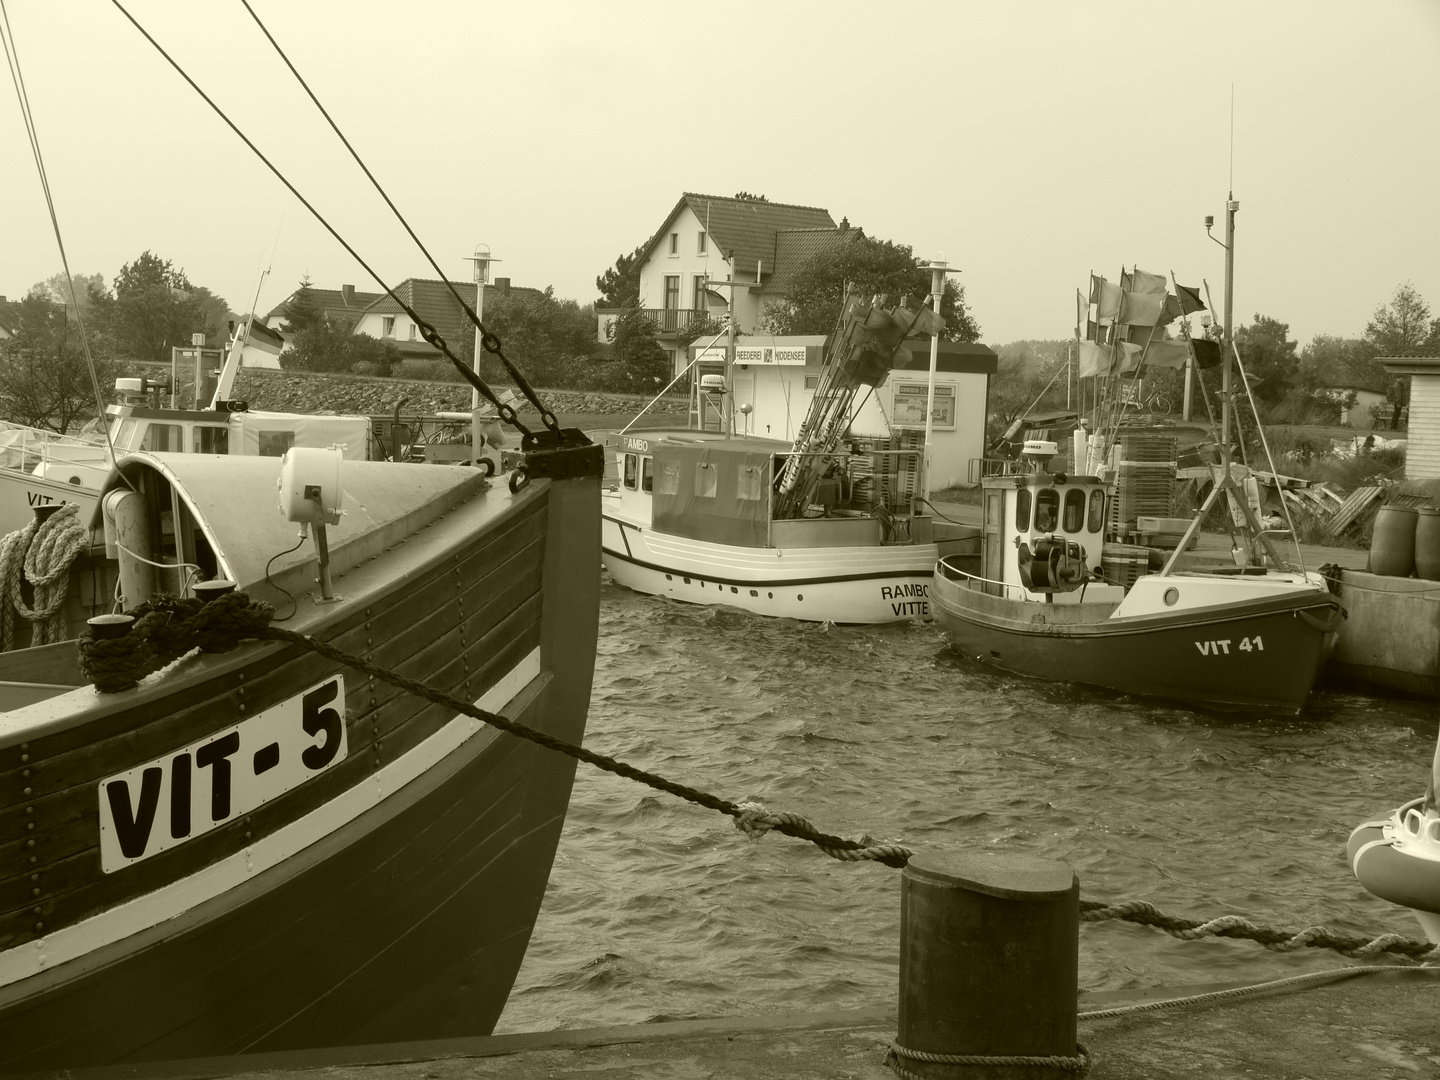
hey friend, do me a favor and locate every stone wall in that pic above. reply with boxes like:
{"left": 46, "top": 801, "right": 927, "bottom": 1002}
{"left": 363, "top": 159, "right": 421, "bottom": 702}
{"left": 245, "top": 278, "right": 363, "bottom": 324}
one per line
{"left": 124, "top": 363, "right": 686, "bottom": 419}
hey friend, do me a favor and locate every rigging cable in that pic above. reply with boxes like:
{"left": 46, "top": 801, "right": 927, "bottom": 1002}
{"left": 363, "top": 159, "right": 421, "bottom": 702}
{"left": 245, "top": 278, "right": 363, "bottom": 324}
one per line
{"left": 0, "top": 0, "right": 132, "bottom": 488}
{"left": 107, "top": 0, "right": 535, "bottom": 440}
{"left": 235, "top": 0, "right": 558, "bottom": 435}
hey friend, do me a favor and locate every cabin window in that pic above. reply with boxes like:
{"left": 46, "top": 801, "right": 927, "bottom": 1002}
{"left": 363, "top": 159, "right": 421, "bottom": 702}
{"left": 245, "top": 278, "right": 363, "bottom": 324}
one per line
{"left": 257, "top": 430, "right": 296, "bottom": 456}
{"left": 1035, "top": 488, "right": 1059, "bottom": 532}
{"left": 194, "top": 426, "right": 229, "bottom": 454}
{"left": 1063, "top": 489, "right": 1085, "bottom": 532}
{"left": 656, "top": 460, "right": 680, "bottom": 495}
{"left": 1088, "top": 489, "right": 1105, "bottom": 532}
{"left": 623, "top": 453, "right": 639, "bottom": 490}
{"left": 641, "top": 457, "right": 654, "bottom": 493}
{"left": 738, "top": 465, "right": 763, "bottom": 501}
{"left": 111, "top": 418, "right": 138, "bottom": 451}
{"left": 1014, "top": 488, "right": 1031, "bottom": 531}
{"left": 141, "top": 424, "right": 183, "bottom": 452}
{"left": 695, "top": 461, "right": 717, "bottom": 498}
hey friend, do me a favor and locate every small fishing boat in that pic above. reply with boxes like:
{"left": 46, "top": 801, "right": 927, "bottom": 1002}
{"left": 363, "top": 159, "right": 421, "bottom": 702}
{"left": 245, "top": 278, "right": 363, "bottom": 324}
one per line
{"left": 1348, "top": 729, "right": 1440, "bottom": 942}
{"left": 602, "top": 292, "right": 978, "bottom": 624}
{"left": 932, "top": 199, "right": 1344, "bottom": 712}
{"left": 0, "top": 321, "right": 372, "bottom": 538}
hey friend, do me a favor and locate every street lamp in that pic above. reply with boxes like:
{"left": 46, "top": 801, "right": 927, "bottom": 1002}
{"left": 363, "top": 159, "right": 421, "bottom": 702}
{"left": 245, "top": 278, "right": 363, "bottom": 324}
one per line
{"left": 464, "top": 243, "right": 500, "bottom": 457}
{"left": 916, "top": 257, "right": 960, "bottom": 497}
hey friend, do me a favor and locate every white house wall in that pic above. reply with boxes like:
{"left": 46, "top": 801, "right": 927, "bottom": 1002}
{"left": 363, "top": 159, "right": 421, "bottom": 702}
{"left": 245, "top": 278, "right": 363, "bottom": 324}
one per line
{"left": 1408, "top": 376, "right": 1440, "bottom": 480}
{"left": 638, "top": 205, "right": 761, "bottom": 330}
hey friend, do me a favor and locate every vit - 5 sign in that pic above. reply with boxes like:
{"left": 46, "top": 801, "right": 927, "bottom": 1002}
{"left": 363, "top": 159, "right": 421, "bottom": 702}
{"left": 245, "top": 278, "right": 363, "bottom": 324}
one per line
{"left": 98, "top": 676, "right": 348, "bottom": 872}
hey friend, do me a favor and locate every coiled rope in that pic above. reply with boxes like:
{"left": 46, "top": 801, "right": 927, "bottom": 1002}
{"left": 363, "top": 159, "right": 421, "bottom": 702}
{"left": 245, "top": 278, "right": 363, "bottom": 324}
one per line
{"left": 0, "top": 503, "right": 88, "bottom": 649}
{"left": 74, "top": 590, "right": 1440, "bottom": 963}
{"left": 886, "top": 1041, "right": 1091, "bottom": 1079}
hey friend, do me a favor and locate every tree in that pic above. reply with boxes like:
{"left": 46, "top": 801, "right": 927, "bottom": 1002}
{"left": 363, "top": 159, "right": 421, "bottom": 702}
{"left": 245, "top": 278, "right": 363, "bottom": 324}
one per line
{"left": 282, "top": 274, "right": 324, "bottom": 335}
{"left": 1366, "top": 282, "right": 1432, "bottom": 355}
{"left": 27, "top": 271, "right": 106, "bottom": 317}
{"left": 1233, "top": 314, "right": 1298, "bottom": 404}
{"left": 190, "top": 285, "right": 235, "bottom": 348}
{"left": 100, "top": 251, "right": 207, "bottom": 362}
{"left": 733, "top": 191, "right": 768, "bottom": 202}
{"left": 283, "top": 317, "right": 400, "bottom": 376}
{"left": 595, "top": 246, "right": 644, "bottom": 307}
{"left": 0, "top": 295, "right": 113, "bottom": 432}
{"left": 606, "top": 304, "right": 668, "bottom": 390}
{"left": 759, "top": 232, "right": 981, "bottom": 342}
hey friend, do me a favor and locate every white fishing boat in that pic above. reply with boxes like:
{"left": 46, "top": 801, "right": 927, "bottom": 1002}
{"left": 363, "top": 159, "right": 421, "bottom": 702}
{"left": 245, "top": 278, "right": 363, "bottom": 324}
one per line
{"left": 932, "top": 197, "right": 1344, "bottom": 713}
{"left": 0, "top": 321, "right": 371, "bottom": 538}
{"left": 601, "top": 292, "right": 979, "bottom": 624}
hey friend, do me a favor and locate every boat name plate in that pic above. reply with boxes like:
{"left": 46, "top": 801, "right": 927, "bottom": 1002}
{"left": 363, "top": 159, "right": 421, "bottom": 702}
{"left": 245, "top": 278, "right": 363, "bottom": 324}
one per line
{"left": 98, "top": 675, "right": 348, "bottom": 872}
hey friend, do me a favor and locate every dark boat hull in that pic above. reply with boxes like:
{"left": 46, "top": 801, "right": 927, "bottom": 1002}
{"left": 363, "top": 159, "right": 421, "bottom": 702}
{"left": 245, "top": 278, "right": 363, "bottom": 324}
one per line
{"left": 932, "top": 571, "right": 1340, "bottom": 713}
{"left": 0, "top": 466, "right": 600, "bottom": 1071}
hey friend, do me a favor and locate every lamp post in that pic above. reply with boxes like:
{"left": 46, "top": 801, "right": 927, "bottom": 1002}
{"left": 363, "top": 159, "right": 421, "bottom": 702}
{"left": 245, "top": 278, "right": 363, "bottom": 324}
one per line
{"left": 917, "top": 258, "right": 960, "bottom": 497}
{"left": 707, "top": 277, "right": 747, "bottom": 438}
{"left": 464, "top": 243, "right": 499, "bottom": 459}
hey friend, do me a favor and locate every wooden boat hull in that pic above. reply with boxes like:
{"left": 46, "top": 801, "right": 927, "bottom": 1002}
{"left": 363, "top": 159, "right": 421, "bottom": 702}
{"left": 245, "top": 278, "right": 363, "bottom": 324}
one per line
{"left": 931, "top": 567, "right": 1341, "bottom": 713}
{"left": 603, "top": 514, "right": 936, "bottom": 623}
{"left": 0, "top": 459, "right": 600, "bottom": 1070}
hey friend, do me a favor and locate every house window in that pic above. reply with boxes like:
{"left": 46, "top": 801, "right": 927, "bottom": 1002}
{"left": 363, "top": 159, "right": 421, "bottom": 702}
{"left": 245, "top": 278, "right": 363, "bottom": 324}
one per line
{"left": 669, "top": 232, "right": 678, "bottom": 255}
{"left": 408, "top": 324, "right": 417, "bottom": 341}
{"left": 663, "top": 276, "right": 680, "bottom": 330}
{"left": 804, "top": 375, "right": 820, "bottom": 390}
{"left": 382, "top": 315, "right": 395, "bottom": 338}
{"left": 698, "top": 231, "right": 707, "bottom": 254}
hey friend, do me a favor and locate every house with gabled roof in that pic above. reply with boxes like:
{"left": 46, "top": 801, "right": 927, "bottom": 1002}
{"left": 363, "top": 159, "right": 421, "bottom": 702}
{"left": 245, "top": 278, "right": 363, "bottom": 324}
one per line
{"left": 351, "top": 278, "right": 545, "bottom": 360}
{"left": 262, "top": 283, "right": 384, "bottom": 347}
{"left": 616, "top": 193, "right": 856, "bottom": 378}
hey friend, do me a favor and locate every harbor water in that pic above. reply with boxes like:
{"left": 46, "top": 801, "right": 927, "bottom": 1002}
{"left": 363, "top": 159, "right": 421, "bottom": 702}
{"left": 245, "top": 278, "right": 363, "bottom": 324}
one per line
{"left": 496, "top": 578, "right": 1434, "bottom": 1033}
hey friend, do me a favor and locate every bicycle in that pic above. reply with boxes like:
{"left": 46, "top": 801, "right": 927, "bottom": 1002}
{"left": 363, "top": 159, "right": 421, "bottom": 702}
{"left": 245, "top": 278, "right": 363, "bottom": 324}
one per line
{"left": 1118, "top": 380, "right": 1173, "bottom": 416}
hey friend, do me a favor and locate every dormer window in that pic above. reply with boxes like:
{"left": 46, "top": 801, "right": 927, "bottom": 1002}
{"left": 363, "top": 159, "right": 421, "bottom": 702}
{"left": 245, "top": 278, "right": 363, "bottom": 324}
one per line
{"left": 669, "top": 232, "right": 678, "bottom": 255}
{"left": 698, "top": 231, "right": 707, "bottom": 254}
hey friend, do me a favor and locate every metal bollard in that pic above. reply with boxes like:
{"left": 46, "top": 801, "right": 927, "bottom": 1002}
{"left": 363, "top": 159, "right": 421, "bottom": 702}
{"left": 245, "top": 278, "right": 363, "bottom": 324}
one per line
{"left": 86, "top": 614, "right": 135, "bottom": 640}
{"left": 895, "top": 850, "right": 1080, "bottom": 1079}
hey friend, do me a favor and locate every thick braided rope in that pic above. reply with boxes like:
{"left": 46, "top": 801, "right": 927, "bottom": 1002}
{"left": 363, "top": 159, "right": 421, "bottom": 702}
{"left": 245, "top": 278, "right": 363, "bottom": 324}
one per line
{"left": 77, "top": 593, "right": 276, "bottom": 692}
{"left": 733, "top": 801, "right": 914, "bottom": 864}
{"left": 259, "top": 623, "right": 913, "bottom": 867}
{"left": 1080, "top": 899, "right": 1440, "bottom": 961}
{"left": 15, "top": 503, "right": 88, "bottom": 644}
{"left": 886, "top": 1041, "right": 1091, "bottom": 1079}
{"left": 0, "top": 518, "right": 38, "bottom": 652}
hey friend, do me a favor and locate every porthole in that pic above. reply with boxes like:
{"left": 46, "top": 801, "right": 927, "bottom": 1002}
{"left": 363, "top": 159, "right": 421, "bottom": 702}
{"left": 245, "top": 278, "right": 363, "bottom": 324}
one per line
{"left": 750, "top": 590, "right": 758, "bottom": 597}
{"left": 730, "top": 586, "right": 738, "bottom": 593}
{"left": 1163, "top": 587, "right": 1179, "bottom": 606}
{"left": 683, "top": 577, "right": 691, "bottom": 584}
{"left": 767, "top": 592, "right": 774, "bottom": 598}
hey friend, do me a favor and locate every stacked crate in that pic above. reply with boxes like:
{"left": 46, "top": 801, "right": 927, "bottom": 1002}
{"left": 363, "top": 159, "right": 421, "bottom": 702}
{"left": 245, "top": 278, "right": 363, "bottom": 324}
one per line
{"left": 1108, "top": 433, "right": 1176, "bottom": 538}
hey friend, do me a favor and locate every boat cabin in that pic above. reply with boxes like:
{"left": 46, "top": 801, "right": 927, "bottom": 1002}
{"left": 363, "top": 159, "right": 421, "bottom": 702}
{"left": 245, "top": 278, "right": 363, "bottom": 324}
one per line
{"left": 609, "top": 430, "right": 936, "bottom": 549}
{"left": 103, "top": 404, "right": 371, "bottom": 462}
{"left": 979, "top": 471, "right": 1124, "bottom": 603}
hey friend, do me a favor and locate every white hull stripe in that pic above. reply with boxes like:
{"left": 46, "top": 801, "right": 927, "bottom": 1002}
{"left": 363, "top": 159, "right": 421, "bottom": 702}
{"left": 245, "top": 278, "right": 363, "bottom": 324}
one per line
{"left": 0, "top": 647, "right": 543, "bottom": 988}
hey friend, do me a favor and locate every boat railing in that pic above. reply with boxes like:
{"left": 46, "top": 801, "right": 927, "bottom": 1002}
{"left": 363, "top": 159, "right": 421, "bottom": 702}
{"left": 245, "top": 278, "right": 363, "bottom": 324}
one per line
{"left": 968, "top": 456, "right": 1036, "bottom": 483}
{"left": 936, "top": 554, "right": 1028, "bottom": 598}
{"left": 0, "top": 422, "right": 106, "bottom": 473}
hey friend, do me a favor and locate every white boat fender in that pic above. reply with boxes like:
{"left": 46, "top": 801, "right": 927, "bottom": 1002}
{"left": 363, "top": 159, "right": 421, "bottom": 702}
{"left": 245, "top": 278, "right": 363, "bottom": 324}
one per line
{"left": 1348, "top": 799, "right": 1440, "bottom": 916}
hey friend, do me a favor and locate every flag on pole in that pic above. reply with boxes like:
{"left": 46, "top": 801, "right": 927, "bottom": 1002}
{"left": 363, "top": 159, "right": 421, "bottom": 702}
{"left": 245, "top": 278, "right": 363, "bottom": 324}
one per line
{"left": 1172, "top": 278, "right": 1206, "bottom": 314}
{"left": 1190, "top": 338, "right": 1222, "bottom": 369}
{"left": 1076, "top": 288, "right": 1088, "bottom": 338}
{"left": 1076, "top": 340, "right": 1113, "bottom": 377}
{"left": 1090, "top": 275, "right": 1120, "bottom": 322}
{"left": 1118, "top": 290, "right": 1167, "bottom": 326}
{"left": 1129, "top": 268, "right": 1168, "bottom": 294}
{"left": 1145, "top": 337, "right": 1192, "bottom": 369}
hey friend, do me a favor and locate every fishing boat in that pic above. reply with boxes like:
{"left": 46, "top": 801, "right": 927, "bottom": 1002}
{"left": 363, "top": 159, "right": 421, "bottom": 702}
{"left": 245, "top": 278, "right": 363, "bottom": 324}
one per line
{"left": 1347, "top": 726, "right": 1440, "bottom": 943}
{"left": 601, "top": 292, "right": 979, "bottom": 624}
{"left": 0, "top": 320, "right": 372, "bottom": 538}
{"left": 0, "top": 7, "right": 603, "bottom": 1070}
{"left": 931, "top": 198, "right": 1344, "bottom": 712}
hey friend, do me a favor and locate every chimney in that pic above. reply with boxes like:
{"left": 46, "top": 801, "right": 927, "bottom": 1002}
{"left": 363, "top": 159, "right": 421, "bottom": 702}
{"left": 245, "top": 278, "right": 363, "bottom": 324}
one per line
{"left": 341, "top": 283, "right": 355, "bottom": 305}
{"left": 496, "top": 277, "right": 511, "bottom": 297}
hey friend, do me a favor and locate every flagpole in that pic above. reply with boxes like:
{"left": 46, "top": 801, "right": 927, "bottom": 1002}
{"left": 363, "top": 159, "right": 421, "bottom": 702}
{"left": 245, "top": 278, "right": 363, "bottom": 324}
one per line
{"left": 918, "top": 258, "right": 958, "bottom": 498}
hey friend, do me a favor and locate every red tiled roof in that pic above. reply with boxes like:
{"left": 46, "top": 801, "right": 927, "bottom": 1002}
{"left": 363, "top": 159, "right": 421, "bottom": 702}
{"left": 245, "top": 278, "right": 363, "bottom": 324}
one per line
{"left": 264, "top": 286, "right": 384, "bottom": 328}
{"left": 360, "top": 280, "right": 546, "bottom": 347}
{"left": 641, "top": 193, "right": 837, "bottom": 277}
{"left": 761, "top": 227, "right": 858, "bottom": 296}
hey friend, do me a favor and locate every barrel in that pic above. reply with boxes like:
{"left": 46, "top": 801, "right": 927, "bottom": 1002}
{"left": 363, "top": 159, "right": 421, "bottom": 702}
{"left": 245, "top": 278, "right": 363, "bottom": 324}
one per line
{"left": 1370, "top": 505, "right": 1418, "bottom": 577}
{"left": 1416, "top": 508, "right": 1440, "bottom": 581}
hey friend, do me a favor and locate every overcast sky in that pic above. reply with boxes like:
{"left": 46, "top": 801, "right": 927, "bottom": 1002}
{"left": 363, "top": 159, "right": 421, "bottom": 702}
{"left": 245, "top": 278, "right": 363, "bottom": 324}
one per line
{"left": 3, "top": 1, "right": 1437, "bottom": 348}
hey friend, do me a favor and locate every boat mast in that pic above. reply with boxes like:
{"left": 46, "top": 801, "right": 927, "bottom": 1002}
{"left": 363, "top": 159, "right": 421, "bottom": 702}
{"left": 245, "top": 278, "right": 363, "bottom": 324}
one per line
{"left": 1221, "top": 193, "right": 1236, "bottom": 465}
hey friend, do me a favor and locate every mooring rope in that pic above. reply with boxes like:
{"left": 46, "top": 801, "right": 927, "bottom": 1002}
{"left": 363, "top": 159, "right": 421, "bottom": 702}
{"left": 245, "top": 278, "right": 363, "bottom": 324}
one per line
{"left": 74, "top": 589, "right": 1440, "bottom": 963}
{"left": 886, "top": 1041, "right": 1091, "bottom": 1079}
{"left": 1, "top": 504, "right": 88, "bottom": 649}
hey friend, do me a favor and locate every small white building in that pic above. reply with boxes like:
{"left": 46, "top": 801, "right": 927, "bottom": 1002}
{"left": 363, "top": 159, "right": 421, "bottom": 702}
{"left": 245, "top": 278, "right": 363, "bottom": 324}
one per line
{"left": 1380, "top": 350, "right": 1438, "bottom": 479}
{"left": 691, "top": 334, "right": 996, "bottom": 490}
{"left": 1321, "top": 385, "right": 1387, "bottom": 428}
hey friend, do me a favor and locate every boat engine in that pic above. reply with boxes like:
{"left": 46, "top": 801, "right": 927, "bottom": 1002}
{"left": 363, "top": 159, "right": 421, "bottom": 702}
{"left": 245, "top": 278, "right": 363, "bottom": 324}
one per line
{"left": 1017, "top": 534, "right": 1089, "bottom": 593}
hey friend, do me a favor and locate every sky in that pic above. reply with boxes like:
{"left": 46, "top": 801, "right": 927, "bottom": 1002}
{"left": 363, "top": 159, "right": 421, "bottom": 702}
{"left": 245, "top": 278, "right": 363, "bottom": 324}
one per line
{"left": 2, "top": 1, "right": 1438, "bottom": 348}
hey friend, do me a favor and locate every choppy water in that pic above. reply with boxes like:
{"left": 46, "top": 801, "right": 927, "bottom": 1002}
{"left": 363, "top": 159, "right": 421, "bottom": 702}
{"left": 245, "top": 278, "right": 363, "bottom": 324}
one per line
{"left": 495, "top": 579, "right": 1436, "bottom": 1033}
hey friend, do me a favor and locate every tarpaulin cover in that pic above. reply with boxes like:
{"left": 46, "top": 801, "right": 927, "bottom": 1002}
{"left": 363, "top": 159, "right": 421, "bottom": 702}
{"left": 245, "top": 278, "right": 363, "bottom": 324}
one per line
{"left": 651, "top": 442, "right": 773, "bottom": 548}
{"left": 231, "top": 411, "right": 371, "bottom": 460}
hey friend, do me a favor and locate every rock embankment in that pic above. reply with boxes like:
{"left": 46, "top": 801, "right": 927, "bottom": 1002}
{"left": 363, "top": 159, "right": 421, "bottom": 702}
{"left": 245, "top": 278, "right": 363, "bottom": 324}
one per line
{"left": 128, "top": 363, "right": 685, "bottom": 418}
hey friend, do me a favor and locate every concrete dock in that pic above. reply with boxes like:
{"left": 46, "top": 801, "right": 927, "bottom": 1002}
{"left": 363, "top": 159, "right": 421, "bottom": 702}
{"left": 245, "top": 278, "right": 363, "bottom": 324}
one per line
{"left": 33, "top": 968, "right": 1438, "bottom": 1080}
